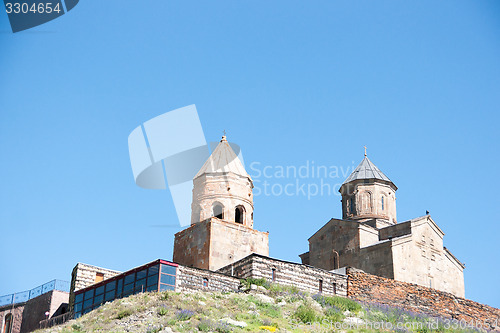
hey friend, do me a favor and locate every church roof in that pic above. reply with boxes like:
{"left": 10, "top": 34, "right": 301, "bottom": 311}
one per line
{"left": 342, "top": 156, "right": 394, "bottom": 186}
{"left": 194, "top": 136, "right": 251, "bottom": 180}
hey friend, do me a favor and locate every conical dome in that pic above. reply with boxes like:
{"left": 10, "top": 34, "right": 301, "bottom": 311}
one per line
{"left": 191, "top": 135, "right": 254, "bottom": 227}
{"left": 194, "top": 136, "right": 251, "bottom": 181}
{"left": 343, "top": 156, "right": 395, "bottom": 189}
{"left": 340, "top": 154, "right": 397, "bottom": 224}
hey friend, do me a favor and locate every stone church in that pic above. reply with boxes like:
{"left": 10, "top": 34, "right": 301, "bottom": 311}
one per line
{"left": 299, "top": 152, "right": 465, "bottom": 297}
{"left": 173, "top": 136, "right": 465, "bottom": 297}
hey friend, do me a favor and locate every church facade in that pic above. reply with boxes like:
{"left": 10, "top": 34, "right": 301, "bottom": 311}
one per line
{"left": 299, "top": 154, "right": 465, "bottom": 297}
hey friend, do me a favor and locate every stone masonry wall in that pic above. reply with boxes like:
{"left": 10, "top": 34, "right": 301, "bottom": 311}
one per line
{"left": 19, "top": 290, "right": 67, "bottom": 333}
{"left": 218, "top": 254, "right": 348, "bottom": 297}
{"left": 0, "top": 304, "right": 24, "bottom": 333}
{"left": 0, "top": 290, "right": 68, "bottom": 333}
{"left": 176, "top": 265, "right": 241, "bottom": 293}
{"left": 174, "top": 218, "right": 269, "bottom": 272}
{"left": 347, "top": 268, "right": 500, "bottom": 331}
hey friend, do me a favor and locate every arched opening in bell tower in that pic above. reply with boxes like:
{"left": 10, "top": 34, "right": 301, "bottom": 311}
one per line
{"left": 212, "top": 203, "right": 224, "bottom": 219}
{"left": 235, "top": 206, "right": 245, "bottom": 224}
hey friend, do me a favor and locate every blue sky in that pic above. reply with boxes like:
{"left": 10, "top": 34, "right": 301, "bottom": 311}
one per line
{"left": 1, "top": 0, "right": 499, "bottom": 308}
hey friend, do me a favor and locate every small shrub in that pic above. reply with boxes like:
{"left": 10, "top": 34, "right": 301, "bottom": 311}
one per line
{"left": 261, "top": 319, "right": 274, "bottom": 327}
{"left": 160, "top": 292, "right": 169, "bottom": 301}
{"left": 176, "top": 309, "right": 194, "bottom": 321}
{"left": 268, "top": 283, "right": 299, "bottom": 295}
{"left": 197, "top": 319, "right": 214, "bottom": 332}
{"left": 198, "top": 319, "right": 233, "bottom": 333}
{"left": 294, "top": 305, "right": 317, "bottom": 323}
{"left": 215, "top": 322, "right": 233, "bottom": 333}
{"left": 313, "top": 294, "right": 361, "bottom": 313}
{"left": 71, "top": 323, "right": 82, "bottom": 331}
{"left": 362, "top": 301, "right": 407, "bottom": 323}
{"left": 157, "top": 305, "right": 168, "bottom": 316}
{"left": 241, "top": 278, "right": 270, "bottom": 289}
{"left": 324, "top": 307, "right": 343, "bottom": 322}
{"left": 116, "top": 309, "right": 133, "bottom": 319}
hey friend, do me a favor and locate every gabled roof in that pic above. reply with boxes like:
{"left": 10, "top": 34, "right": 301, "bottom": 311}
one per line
{"left": 342, "top": 156, "right": 395, "bottom": 186}
{"left": 194, "top": 136, "right": 250, "bottom": 180}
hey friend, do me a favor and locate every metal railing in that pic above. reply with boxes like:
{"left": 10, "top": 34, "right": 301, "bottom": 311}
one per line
{"left": 0, "top": 280, "right": 70, "bottom": 307}
{"left": 39, "top": 311, "right": 74, "bottom": 329}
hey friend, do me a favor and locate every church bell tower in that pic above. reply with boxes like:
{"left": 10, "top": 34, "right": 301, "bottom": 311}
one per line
{"left": 339, "top": 150, "right": 398, "bottom": 227}
{"left": 173, "top": 135, "right": 269, "bottom": 271}
{"left": 190, "top": 135, "right": 254, "bottom": 227}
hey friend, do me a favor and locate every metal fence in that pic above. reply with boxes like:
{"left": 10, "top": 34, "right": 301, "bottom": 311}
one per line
{"left": 0, "top": 280, "right": 70, "bottom": 307}
{"left": 39, "top": 311, "right": 74, "bottom": 329}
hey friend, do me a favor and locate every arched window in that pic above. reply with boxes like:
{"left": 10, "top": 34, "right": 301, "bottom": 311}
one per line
{"left": 361, "top": 191, "right": 372, "bottom": 214}
{"left": 381, "top": 196, "right": 385, "bottom": 211}
{"left": 3, "top": 313, "right": 13, "bottom": 333}
{"left": 349, "top": 196, "right": 355, "bottom": 214}
{"left": 212, "top": 203, "right": 223, "bottom": 219}
{"left": 235, "top": 206, "right": 245, "bottom": 224}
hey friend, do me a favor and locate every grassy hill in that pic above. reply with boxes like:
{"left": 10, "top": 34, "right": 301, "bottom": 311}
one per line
{"left": 36, "top": 280, "right": 481, "bottom": 333}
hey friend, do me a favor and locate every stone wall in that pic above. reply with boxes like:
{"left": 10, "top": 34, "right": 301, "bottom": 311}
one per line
{"left": 0, "top": 290, "right": 68, "bottom": 333}
{"left": 0, "top": 304, "right": 24, "bottom": 333}
{"left": 209, "top": 219, "right": 268, "bottom": 271}
{"left": 218, "top": 254, "right": 348, "bottom": 297}
{"left": 174, "top": 218, "right": 269, "bottom": 272}
{"left": 347, "top": 268, "right": 500, "bottom": 331}
{"left": 389, "top": 217, "right": 465, "bottom": 297}
{"left": 19, "top": 290, "right": 68, "bottom": 333}
{"left": 176, "top": 265, "right": 240, "bottom": 293}
{"left": 69, "top": 263, "right": 120, "bottom": 311}
{"left": 173, "top": 220, "right": 212, "bottom": 270}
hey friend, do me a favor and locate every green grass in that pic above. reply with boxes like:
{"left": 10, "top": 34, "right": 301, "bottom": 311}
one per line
{"left": 33, "top": 289, "right": 483, "bottom": 333}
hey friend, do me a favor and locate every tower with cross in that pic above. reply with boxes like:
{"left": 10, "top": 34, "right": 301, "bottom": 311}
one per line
{"left": 338, "top": 149, "right": 398, "bottom": 227}
{"left": 173, "top": 134, "right": 269, "bottom": 271}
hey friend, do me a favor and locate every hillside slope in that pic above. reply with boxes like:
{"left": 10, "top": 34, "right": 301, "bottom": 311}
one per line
{"left": 36, "top": 282, "right": 482, "bottom": 333}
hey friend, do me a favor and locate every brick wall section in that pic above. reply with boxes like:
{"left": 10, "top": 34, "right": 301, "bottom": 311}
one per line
{"left": 218, "top": 254, "right": 348, "bottom": 297}
{"left": 176, "top": 265, "right": 240, "bottom": 293}
{"left": 347, "top": 268, "right": 500, "bottom": 331}
{"left": 0, "top": 304, "right": 24, "bottom": 333}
